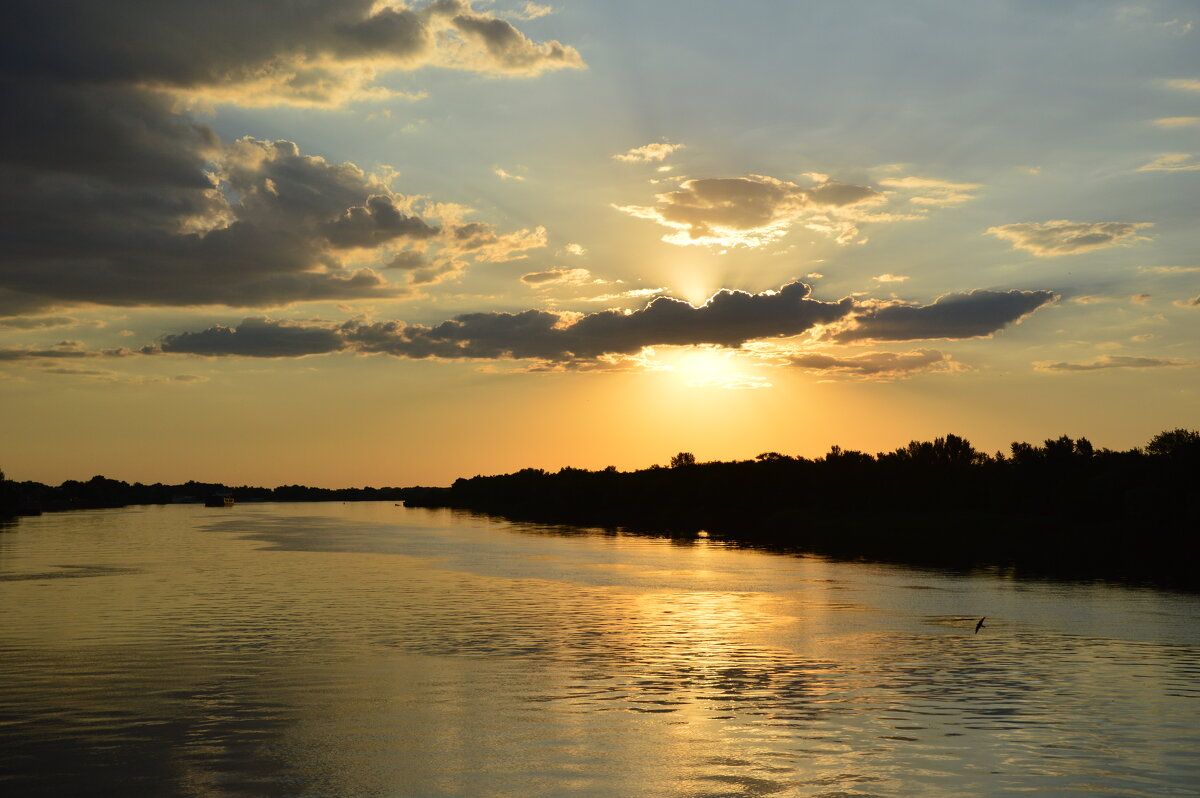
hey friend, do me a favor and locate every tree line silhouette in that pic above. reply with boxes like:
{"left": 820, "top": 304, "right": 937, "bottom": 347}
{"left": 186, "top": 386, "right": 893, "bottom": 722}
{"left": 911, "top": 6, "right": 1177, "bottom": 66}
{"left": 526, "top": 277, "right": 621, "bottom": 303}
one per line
{"left": 0, "top": 474, "right": 411, "bottom": 517}
{"left": 404, "top": 429, "right": 1200, "bottom": 587}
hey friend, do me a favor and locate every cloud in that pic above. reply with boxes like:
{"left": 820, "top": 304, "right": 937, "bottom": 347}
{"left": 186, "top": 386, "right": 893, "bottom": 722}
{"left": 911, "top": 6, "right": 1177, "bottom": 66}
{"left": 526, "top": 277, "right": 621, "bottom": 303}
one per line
{"left": 521, "top": 268, "right": 594, "bottom": 287}
{"left": 321, "top": 193, "right": 440, "bottom": 249}
{"left": 1139, "top": 265, "right": 1200, "bottom": 274}
{"left": 7, "top": 1, "right": 584, "bottom": 109}
{"left": 0, "top": 1, "right": 568, "bottom": 318}
{"left": 148, "top": 282, "right": 1062, "bottom": 365}
{"left": 1131, "top": 293, "right": 1152, "bottom": 305}
{"left": 562, "top": 243, "right": 587, "bottom": 256}
{"left": 986, "top": 220, "right": 1153, "bottom": 256}
{"left": 37, "top": 366, "right": 122, "bottom": 379}
{"left": 613, "top": 139, "right": 686, "bottom": 163}
{"left": 494, "top": 167, "right": 525, "bottom": 181}
{"left": 440, "top": 221, "right": 547, "bottom": 264}
{"left": 160, "top": 317, "right": 347, "bottom": 358}
{"left": 0, "top": 341, "right": 93, "bottom": 361}
{"left": 444, "top": 5, "right": 584, "bottom": 77}
{"left": 873, "top": 273, "right": 909, "bottom": 283}
{"left": 153, "top": 282, "right": 855, "bottom": 363}
{"left": 0, "top": 316, "right": 97, "bottom": 330}
{"left": 1152, "top": 117, "right": 1200, "bottom": 127}
{"left": 1165, "top": 79, "right": 1200, "bottom": 91}
{"left": 776, "top": 349, "right": 962, "bottom": 380}
{"left": 878, "top": 176, "right": 982, "bottom": 207}
{"left": 0, "top": 133, "right": 547, "bottom": 313}
{"left": 583, "top": 288, "right": 667, "bottom": 303}
{"left": 1138, "top": 153, "right": 1200, "bottom": 171}
{"left": 1175, "top": 295, "right": 1200, "bottom": 308}
{"left": 508, "top": 3, "right": 554, "bottom": 21}
{"left": 1036, "top": 355, "right": 1197, "bottom": 372}
{"left": 616, "top": 174, "right": 892, "bottom": 248}
{"left": 834, "top": 289, "right": 1057, "bottom": 342}
{"left": 0, "top": 339, "right": 139, "bottom": 365}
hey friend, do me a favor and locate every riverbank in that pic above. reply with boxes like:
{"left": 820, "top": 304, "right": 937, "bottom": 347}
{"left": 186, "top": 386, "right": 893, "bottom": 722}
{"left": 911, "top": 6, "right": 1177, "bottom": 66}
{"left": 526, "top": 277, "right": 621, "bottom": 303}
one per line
{"left": 404, "top": 432, "right": 1200, "bottom": 589}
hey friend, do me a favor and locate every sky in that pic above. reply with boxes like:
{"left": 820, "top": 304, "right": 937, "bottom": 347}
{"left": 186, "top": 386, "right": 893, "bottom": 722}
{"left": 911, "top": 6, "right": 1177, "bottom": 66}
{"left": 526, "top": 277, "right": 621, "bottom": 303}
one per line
{"left": 2, "top": 0, "right": 1198, "bottom": 487}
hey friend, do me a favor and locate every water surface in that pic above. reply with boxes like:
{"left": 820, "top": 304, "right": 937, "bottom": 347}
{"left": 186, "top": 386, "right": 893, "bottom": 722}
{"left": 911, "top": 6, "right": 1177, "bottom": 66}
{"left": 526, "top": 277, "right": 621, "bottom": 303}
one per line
{"left": 1, "top": 503, "right": 1197, "bottom": 796}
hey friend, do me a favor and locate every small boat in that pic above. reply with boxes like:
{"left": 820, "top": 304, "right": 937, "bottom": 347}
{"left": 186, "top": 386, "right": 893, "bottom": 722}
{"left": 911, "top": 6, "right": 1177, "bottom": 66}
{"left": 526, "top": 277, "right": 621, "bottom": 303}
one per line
{"left": 204, "top": 495, "right": 235, "bottom": 508}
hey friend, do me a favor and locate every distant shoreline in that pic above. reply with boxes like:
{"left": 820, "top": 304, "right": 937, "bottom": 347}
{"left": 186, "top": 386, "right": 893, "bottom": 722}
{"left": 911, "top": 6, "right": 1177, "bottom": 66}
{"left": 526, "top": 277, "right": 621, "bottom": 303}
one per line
{"left": 0, "top": 477, "right": 428, "bottom": 520}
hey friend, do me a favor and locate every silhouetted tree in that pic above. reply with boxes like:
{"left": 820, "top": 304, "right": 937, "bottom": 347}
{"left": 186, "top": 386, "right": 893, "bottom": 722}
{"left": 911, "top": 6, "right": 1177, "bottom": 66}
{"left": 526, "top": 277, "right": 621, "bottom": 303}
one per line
{"left": 880, "top": 434, "right": 984, "bottom": 467}
{"left": 1146, "top": 428, "right": 1200, "bottom": 459}
{"left": 670, "top": 452, "right": 697, "bottom": 468}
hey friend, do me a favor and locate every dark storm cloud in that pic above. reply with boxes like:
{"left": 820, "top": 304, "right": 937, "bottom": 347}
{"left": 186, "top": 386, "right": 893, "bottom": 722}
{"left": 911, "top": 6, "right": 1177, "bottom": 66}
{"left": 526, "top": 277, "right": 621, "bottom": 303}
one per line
{"left": 152, "top": 282, "right": 855, "bottom": 361}
{"left": 834, "top": 289, "right": 1057, "bottom": 342}
{"left": 0, "top": 2, "right": 574, "bottom": 317}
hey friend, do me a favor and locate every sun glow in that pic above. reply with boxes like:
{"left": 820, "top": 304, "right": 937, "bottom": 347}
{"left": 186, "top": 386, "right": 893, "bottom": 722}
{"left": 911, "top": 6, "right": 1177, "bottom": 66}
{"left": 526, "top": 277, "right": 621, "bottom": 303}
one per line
{"left": 651, "top": 346, "right": 772, "bottom": 389}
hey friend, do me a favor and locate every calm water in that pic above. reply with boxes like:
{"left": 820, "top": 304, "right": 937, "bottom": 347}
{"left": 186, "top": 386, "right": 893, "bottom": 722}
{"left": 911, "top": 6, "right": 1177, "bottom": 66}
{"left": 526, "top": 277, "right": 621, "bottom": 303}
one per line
{"left": 0, "top": 503, "right": 1197, "bottom": 797}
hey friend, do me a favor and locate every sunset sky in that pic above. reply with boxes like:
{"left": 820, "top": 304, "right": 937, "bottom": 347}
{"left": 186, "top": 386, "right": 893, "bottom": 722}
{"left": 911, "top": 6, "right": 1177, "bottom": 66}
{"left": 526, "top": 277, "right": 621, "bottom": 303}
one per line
{"left": 2, "top": 0, "right": 1198, "bottom": 487}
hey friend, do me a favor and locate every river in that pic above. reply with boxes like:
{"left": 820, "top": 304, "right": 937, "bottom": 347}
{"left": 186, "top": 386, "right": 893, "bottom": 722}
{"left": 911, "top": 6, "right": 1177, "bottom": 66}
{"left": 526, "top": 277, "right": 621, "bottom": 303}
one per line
{"left": 0, "top": 502, "right": 1197, "bottom": 796}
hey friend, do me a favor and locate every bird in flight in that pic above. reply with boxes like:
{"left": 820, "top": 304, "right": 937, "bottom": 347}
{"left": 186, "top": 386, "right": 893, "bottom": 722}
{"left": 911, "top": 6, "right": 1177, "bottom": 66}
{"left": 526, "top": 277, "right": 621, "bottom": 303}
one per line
{"left": 974, "top": 617, "right": 987, "bottom": 634}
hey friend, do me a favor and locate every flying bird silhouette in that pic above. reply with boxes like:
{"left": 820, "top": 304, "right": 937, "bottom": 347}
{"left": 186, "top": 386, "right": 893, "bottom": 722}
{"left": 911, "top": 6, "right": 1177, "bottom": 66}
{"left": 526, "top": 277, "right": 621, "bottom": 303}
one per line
{"left": 974, "top": 617, "right": 986, "bottom": 634}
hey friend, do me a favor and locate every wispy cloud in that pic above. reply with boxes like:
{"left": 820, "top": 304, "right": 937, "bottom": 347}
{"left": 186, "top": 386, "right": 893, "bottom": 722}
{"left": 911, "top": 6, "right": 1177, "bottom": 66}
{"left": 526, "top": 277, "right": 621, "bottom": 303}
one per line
{"left": 1036, "top": 355, "right": 1196, "bottom": 372}
{"left": 1139, "top": 265, "right": 1200, "bottom": 274}
{"left": 520, "top": 268, "right": 595, "bottom": 288}
{"left": 878, "top": 176, "right": 982, "bottom": 206}
{"left": 986, "top": 220, "right": 1153, "bottom": 256}
{"left": 613, "top": 139, "right": 685, "bottom": 163}
{"left": 1165, "top": 78, "right": 1200, "bottom": 91}
{"left": 494, "top": 167, "right": 526, "bottom": 181}
{"left": 508, "top": 2, "right": 554, "bottom": 21}
{"left": 767, "top": 348, "right": 964, "bottom": 380}
{"left": 1138, "top": 153, "right": 1200, "bottom": 171}
{"left": 1152, "top": 117, "right": 1200, "bottom": 127}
